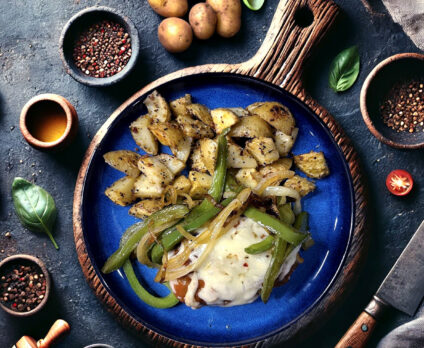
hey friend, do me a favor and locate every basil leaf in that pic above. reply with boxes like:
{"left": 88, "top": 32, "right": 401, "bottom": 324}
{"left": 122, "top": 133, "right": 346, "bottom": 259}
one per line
{"left": 12, "top": 177, "right": 59, "bottom": 249}
{"left": 243, "top": 0, "right": 265, "bottom": 11}
{"left": 329, "top": 46, "right": 360, "bottom": 92}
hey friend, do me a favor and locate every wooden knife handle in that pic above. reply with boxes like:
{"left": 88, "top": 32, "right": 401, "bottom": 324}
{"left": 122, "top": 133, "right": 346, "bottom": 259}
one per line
{"left": 335, "top": 297, "right": 388, "bottom": 348}
{"left": 335, "top": 311, "right": 377, "bottom": 348}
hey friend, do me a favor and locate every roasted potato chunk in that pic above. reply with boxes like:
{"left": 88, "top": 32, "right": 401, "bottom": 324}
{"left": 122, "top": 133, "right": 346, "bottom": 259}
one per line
{"left": 246, "top": 137, "right": 279, "bottom": 165}
{"left": 191, "top": 142, "right": 208, "bottom": 173}
{"left": 176, "top": 114, "right": 214, "bottom": 139}
{"left": 149, "top": 121, "right": 184, "bottom": 148}
{"left": 105, "top": 176, "right": 137, "bottom": 206}
{"left": 174, "top": 136, "right": 192, "bottom": 163}
{"left": 130, "top": 115, "right": 158, "bottom": 155}
{"left": 186, "top": 103, "right": 214, "bottom": 128}
{"left": 170, "top": 94, "right": 192, "bottom": 117}
{"left": 199, "top": 138, "right": 217, "bottom": 175}
{"left": 293, "top": 151, "right": 330, "bottom": 179}
{"left": 137, "top": 156, "right": 175, "bottom": 186}
{"left": 173, "top": 175, "right": 192, "bottom": 194}
{"left": 211, "top": 108, "right": 239, "bottom": 133}
{"left": 227, "top": 142, "right": 257, "bottom": 169}
{"left": 133, "top": 174, "right": 164, "bottom": 198}
{"left": 103, "top": 150, "right": 141, "bottom": 177}
{"left": 235, "top": 168, "right": 259, "bottom": 189}
{"left": 228, "top": 107, "right": 250, "bottom": 118}
{"left": 189, "top": 171, "right": 212, "bottom": 198}
{"left": 259, "top": 158, "right": 294, "bottom": 177}
{"left": 129, "top": 199, "right": 164, "bottom": 219}
{"left": 156, "top": 154, "right": 185, "bottom": 175}
{"left": 247, "top": 102, "right": 295, "bottom": 135}
{"left": 274, "top": 129, "right": 297, "bottom": 157}
{"left": 284, "top": 175, "right": 316, "bottom": 197}
{"left": 229, "top": 115, "right": 273, "bottom": 138}
{"left": 144, "top": 90, "right": 171, "bottom": 123}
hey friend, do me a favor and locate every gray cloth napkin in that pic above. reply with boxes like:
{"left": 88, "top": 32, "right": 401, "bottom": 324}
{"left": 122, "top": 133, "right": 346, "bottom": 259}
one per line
{"left": 377, "top": 307, "right": 424, "bottom": 348}
{"left": 382, "top": 0, "right": 424, "bottom": 50}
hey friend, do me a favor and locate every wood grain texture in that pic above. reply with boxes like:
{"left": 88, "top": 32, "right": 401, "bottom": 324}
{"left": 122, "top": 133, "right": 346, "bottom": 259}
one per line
{"left": 73, "top": 0, "right": 369, "bottom": 347}
{"left": 335, "top": 312, "right": 377, "bottom": 348}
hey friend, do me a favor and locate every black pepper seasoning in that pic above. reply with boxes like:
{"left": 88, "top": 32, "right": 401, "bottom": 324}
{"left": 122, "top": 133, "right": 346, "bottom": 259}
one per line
{"left": 72, "top": 20, "right": 132, "bottom": 78}
{"left": 380, "top": 79, "right": 424, "bottom": 133}
{"left": 0, "top": 262, "right": 46, "bottom": 312}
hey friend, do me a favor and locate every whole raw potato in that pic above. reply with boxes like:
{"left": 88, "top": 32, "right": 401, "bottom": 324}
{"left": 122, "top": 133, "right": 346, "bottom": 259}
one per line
{"left": 189, "top": 3, "right": 217, "bottom": 40}
{"left": 158, "top": 18, "right": 193, "bottom": 53}
{"left": 206, "top": 0, "right": 241, "bottom": 38}
{"left": 148, "top": 0, "right": 188, "bottom": 18}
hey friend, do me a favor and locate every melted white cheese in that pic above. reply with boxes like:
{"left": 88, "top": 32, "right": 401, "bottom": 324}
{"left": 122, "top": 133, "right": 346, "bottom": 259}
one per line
{"left": 195, "top": 217, "right": 272, "bottom": 307}
{"left": 170, "top": 217, "right": 302, "bottom": 308}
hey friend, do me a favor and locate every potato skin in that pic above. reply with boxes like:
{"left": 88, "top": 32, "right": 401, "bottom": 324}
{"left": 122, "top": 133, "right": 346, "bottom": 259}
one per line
{"left": 158, "top": 18, "right": 193, "bottom": 53}
{"left": 189, "top": 3, "right": 217, "bottom": 40}
{"left": 206, "top": 0, "right": 241, "bottom": 38}
{"left": 148, "top": 0, "right": 188, "bottom": 18}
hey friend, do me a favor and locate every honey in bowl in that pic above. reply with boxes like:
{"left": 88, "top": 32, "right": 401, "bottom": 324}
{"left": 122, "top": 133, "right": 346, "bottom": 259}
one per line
{"left": 26, "top": 101, "right": 68, "bottom": 143}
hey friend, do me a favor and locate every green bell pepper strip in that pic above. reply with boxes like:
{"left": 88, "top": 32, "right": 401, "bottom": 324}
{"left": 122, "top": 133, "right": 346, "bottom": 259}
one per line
{"left": 150, "top": 199, "right": 220, "bottom": 264}
{"left": 101, "top": 205, "right": 189, "bottom": 274}
{"left": 261, "top": 236, "right": 287, "bottom": 303}
{"left": 224, "top": 171, "right": 242, "bottom": 195}
{"left": 208, "top": 127, "right": 230, "bottom": 202}
{"left": 278, "top": 203, "right": 295, "bottom": 225}
{"left": 245, "top": 235, "right": 274, "bottom": 255}
{"left": 243, "top": 207, "right": 306, "bottom": 245}
{"left": 123, "top": 260, "right": 179, "bottom": 309}
{"left": 294, "top": 211, "right": 309, "bottom": 231}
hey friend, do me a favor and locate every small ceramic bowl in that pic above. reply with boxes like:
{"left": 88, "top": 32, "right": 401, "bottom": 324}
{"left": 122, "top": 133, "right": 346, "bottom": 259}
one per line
{"left": 59, "top": 6, "right": 140, "bottom": 87}
{"left": 20, "top": 93, "right": 78, "bottom": 151}
{"left": 360, "top": 53, "right": 424, "bottom": 149}
{"left": 0, "top": 254, "right": 51, "bottom": 317}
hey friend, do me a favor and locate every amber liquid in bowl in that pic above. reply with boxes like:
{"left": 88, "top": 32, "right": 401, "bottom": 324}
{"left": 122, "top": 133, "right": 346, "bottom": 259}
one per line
{"left": 26, "top": 101, "right": 67, "bottom": 143}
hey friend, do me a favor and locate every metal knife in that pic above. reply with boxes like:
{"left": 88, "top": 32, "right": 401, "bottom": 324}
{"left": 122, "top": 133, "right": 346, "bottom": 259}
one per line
{"left": 336, "top": 220, "right": 424, "bottom": 348}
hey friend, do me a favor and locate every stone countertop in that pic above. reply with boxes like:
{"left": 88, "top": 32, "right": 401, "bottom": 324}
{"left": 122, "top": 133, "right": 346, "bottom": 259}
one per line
{"left": 0, "top": 0, "right": 423, "bottom": 347}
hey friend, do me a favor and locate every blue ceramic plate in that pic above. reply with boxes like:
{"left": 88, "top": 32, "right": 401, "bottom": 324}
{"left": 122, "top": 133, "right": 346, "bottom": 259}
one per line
{"left": 80, "top": 74, "right": 354, "bottom": 346}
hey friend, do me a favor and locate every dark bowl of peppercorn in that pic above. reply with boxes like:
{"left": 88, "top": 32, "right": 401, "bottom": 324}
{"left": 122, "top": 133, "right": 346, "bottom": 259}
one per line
{"left": 0, "top": 254, "right": 50, "bottom": 317}
{"left": 360, "top": 53, "right": 424, "bottom": 149}
{"left": 59, "top": 6, "right": 140, "bottom": 87}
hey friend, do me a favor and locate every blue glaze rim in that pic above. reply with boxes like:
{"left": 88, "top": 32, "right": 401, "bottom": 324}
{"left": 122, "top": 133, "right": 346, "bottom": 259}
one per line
{"left": 77, "top": 72, "right": 355, "bottom": 346}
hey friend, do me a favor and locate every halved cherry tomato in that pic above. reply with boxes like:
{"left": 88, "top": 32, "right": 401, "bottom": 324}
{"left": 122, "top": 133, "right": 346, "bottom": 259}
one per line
{"left": 386, "top": 170, "right": 413, "bottom": 196}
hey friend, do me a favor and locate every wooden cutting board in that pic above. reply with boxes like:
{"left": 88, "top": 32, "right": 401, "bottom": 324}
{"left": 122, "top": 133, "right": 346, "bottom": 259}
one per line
{"left": 73, "top": 0, "right": 368, "bottom": 346}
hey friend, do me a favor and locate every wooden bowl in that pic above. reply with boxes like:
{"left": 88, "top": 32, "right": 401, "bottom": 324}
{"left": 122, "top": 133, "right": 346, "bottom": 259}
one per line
{"left": 360, "top": 53, "right": 424, "bottom": 149}
{"left": 20, "top": 93, "right": 78, "bottom": 151}
{"left": 0, "top": 254, "right": 51, "bottom": 317}
{"left": 59, "top": 6, "right": 140, "bottom": 87}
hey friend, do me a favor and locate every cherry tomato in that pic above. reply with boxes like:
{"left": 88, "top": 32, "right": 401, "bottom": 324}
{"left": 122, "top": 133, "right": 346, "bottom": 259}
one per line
{"left": 386, "top": 170, "right": 413, "bottom": 196}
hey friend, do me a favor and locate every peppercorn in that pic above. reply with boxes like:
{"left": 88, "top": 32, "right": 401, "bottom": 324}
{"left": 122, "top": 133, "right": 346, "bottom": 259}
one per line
{"left": 380, "top": 79, "right": 424, "bottom": 133}
{"left": 0, "top": 262, "right": 46, "bottom": 312}
{"left": 72, "top": 20, "right": 132, "bottom": 78}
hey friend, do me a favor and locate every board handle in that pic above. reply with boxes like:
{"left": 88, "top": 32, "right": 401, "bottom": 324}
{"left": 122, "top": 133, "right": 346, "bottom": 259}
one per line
{"left": 335, "top": 297, "right": 388, "bottom": 348}
{"left": 239, "top": 0, "right": 339, "bottom": 95}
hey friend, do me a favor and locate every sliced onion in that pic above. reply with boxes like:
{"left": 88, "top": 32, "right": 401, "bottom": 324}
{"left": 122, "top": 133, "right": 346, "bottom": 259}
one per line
{"left": 176, "top": 224, "right": 195, "bottom": 241}
{"left": 178, "top": 193, "right": 195, "bottom": 209}
{"left": 136, "top": 219, "right": 180, "bottom": 268}
{"left": 254, "top": 171, "right": 294, "bottom": 195}
{"left": 262, "top": 186, "right": 300, "bottom": 200}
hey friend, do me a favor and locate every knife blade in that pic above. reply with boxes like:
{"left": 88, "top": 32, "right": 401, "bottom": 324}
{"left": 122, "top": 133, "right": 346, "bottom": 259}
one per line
{"left": 336, "top": 220, "right": 424, "bottom": 348}
{"left": 376, "top": 219, "right": 424, "bottom": 316}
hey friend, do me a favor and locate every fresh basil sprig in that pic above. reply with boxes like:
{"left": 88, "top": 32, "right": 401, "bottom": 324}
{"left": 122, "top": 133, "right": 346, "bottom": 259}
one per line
{"left": 243, "top": 0, "right": 265, "bottom": 11}
{"left": 329, "top": 46, "right": 360, "bottom": 92}
{"left": 12, "top": 177, "right": 59, "bottom": 249}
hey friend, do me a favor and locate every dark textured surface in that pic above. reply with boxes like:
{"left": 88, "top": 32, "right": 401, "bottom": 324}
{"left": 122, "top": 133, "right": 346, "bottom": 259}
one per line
{"left": 0, "top": 0, "right": 422, "bottom": 347}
